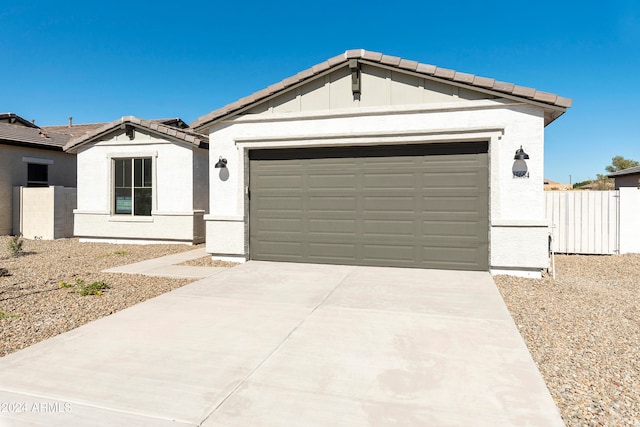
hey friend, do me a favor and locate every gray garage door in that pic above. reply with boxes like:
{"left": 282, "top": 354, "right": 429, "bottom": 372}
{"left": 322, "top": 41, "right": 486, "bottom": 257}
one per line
{"left": 249, "top": 142, "right": 488, "bottom": 270}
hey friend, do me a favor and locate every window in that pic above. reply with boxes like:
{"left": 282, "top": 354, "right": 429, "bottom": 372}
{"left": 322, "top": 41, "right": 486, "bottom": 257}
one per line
{"left": 27, "top": 163, "right": 49, "bottom": 187}
{"left": 113, "top": 158, "right": 152, "bottom": 216}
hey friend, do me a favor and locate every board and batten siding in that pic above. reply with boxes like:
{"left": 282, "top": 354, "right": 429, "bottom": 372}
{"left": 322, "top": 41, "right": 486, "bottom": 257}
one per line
{"left": 245, "top": 64, "right": 495, "bottom": 115}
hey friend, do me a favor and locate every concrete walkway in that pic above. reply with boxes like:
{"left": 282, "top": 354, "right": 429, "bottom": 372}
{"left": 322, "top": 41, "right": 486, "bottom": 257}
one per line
{"left": 102, "top": 248, "right": 228, "bottom": 279}
{"left": 0, "top": 261, "right": 564, "bottom": 426}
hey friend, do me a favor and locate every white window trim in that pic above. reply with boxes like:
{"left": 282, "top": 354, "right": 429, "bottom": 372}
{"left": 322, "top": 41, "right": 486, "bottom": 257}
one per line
{"left": 107, "top": 151, "right": 158, "bottom": 216}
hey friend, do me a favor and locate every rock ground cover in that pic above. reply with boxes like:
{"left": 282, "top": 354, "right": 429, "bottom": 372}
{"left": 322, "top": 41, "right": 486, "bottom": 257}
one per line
{"left": 495, "top": 254, "right": 640, "bottom": 427}
{"left": 0, "top": 237, "right": 226, "bottom": 357}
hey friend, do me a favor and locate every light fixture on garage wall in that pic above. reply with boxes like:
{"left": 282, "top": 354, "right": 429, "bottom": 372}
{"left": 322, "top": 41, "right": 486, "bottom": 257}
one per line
{"left": 215, "top": 156, "right": 227, "bottom": 168}
{"left": 512, "top": 146, "right": 530, "bottom": 178}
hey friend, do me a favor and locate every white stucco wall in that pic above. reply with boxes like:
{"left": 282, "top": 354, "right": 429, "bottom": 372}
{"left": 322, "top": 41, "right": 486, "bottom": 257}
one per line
{"left": 73, "top": 129, "right": 207, "bottom": 243}
{"left": 204, "top": 98, "right": 550, "bottom": 272}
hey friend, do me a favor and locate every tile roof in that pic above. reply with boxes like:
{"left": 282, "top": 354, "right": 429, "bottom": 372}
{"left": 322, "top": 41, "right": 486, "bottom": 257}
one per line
{"left": 0, "top": 123, "right": 71, "bottom": 150}
{"left": 0, "top": 113, "right": 39, "bottom": 128}
{"left": 191, "top": 49, "right": 572, "bottom": 130}
{"left": 43, "top": 117, "right": 189, "bottom": 137}
{"left": 64, "top": 116, "right": 209, "bottom": 152}
{"left": 607, "top": 166, "right": 640, "bottom": 177}
{"left": 42, "top": 122, "right": 109, "bottom": 137}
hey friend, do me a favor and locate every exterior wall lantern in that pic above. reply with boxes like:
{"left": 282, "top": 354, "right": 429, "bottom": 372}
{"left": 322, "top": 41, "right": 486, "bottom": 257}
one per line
{"left": 215, "top": 156, "right": 227, "bottom": 168}
{"left": 512, "top": 146, "right": 529, "bottom": 178}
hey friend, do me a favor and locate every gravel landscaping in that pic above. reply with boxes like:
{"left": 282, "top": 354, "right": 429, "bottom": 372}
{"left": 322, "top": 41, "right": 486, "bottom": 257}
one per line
{"left": 495, "top": 254, "right": 640, "bottom": 427}
{"left": 0, "top": 237, "right": 226, "bottom": 357}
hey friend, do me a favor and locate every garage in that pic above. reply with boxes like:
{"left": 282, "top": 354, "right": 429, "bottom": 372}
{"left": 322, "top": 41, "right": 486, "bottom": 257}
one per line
{"left": 249, "top": 141, "right": 488, "bottom": 270}
{"left": 194, "top": 49, "right": 571, "bottom": 276}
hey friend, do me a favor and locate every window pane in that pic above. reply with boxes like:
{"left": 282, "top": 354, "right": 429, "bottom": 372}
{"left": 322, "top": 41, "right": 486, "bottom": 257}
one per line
{"left": 28, "top": 164, "right": 48, "bottom": 185}
{"left": 134, "top": 159, "right": 143, "bottom": 187}
{"left": 115, "top": 188, "right": 132, "bottom": 214}
{"left": 115, "top": 159, "right": 131, "bottom": 187}
{"left": 134, "top": 188, "right": 152, "bottom": 216}
{"left": 115, "top": 159, "right": 123, "bottom": 187}
{"left": 143, "top": 158, "right": 152, "bottom": 187}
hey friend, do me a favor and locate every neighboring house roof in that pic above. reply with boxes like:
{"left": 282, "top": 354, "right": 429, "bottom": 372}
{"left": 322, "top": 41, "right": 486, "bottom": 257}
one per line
{"left": 191, "top": 49, "right": 573, "bottom": 131}
{"left": 153, "top": 118, "right": 189, "bottom": 129}
{"left": 607, "top": 166, "right": 640, "bottom": 177}
{"left": 42, "top": 122, "right": 110, "bottom": 137}
{"left": 0, "top": 112, "right": 39, "bottom": 128}
{"left": 43, "top": 117, "right": 188, "bottom": 137}
{"left": 0, "top": 123, "right": 71, "bottom": 151}
{"left": 64, "top": 116, "right": 209, "bottom": 152}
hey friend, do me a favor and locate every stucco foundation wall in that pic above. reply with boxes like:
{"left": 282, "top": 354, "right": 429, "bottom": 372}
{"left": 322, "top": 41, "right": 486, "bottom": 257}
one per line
{"left": 205, "top": 99, "right": 550, "bottom": 271}
{"left": 0, "top": 145, "right": 75, "bottom": 235}
{"left": 74, "top": 212, "right": 200, "bottom": 242}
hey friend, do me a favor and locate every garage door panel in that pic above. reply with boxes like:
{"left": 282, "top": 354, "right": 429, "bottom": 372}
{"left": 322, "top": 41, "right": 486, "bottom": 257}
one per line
{"left": 254, "top": 196, "right": 302, "bottom": 212}
{"left": 253, "top": 175, "right": 304, "bottom": 190}
{"left": 421, "top": 172, "right": 482, "bottom": 188}
{"left": 363, "top": 219, "right": 415, "bottom": 236}
{"left": 363, "top": 196, "right": 415, "bottom": 212}
{"left": 422, "top": 220, "right": 479, "bottom": 236}
{"left": 308, "top": 196, "right": 357, "bottom": 211}
{"left": 254, "top": 240, "right": 304, "bottom": 258}
{"left": 308, "top": 173, "right": 357, "bottom": 189}
{"left": 255, "top": 217, "right": 303, "bottom": 232}
{"left": 308, "top": 218, "right": 357, "bottom": 234}
{"left": 308, "top": 242, "right": 358, "bottom": 260}
{"left": 362, "top": 172, "right": 416, "bottom": 189}
{"left": 362, "top": 244, "right": 417, "bottom": 262}
{"left": 423, "top": 246, "right": 485, "bottom": 265}
{"left": 250, "top": 142, "right": 488, "bottom": 270}
{"left": 421, "top": 196, "right": 482, "bottom": 213}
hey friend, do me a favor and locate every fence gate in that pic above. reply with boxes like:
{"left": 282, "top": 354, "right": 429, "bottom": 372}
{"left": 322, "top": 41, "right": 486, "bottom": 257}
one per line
{"left": 545, "top": 191, "right": 619, "bottom": 254}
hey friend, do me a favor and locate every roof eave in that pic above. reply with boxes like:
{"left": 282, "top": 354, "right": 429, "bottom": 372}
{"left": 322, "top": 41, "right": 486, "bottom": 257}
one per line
{"left": 191, "top": 49, "right": 572, "bottom": 132}
{"left": 65, "top": 118, "right": 208, "bottom": 152}
{"left": 1, "top": 138, "right": 65, "bottom": 151}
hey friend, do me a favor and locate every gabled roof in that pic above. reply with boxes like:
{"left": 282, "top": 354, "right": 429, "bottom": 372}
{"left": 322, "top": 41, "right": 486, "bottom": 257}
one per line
{"left": 191, "top": 49, "right": 572, "bottom": 131}
{"left": 44, "top": 117, "right": 189, "bottom": 137}
{"left": 64, "top": 116, "right": 209, "bottom": 152}
{"left": 0, "top": 123, "right": 71, "bottom": 150}
{"left": 0, "top": 113, "right": 39, "bottom": 128}
{"left": 607, "top": 166, "right": 640, "bottom": 177}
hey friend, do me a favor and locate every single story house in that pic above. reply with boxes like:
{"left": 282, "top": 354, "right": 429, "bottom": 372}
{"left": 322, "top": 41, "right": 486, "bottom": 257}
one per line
{"left": 192, "top": 49, "right": 571, "bottom": 277}
{"left": 607, "top": 166, "right": 640, "bottom": 189}
{"left": 0, "top": 113, "right": 77, "bottom": 235}
{"left": 64, "top": 116, "right": 209, "bottom": 244}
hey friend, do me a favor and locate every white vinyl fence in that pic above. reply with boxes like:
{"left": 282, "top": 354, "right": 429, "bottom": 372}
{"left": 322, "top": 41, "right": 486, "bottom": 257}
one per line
{"left": 545, "top": 188, "right": 640, "bottom": 255}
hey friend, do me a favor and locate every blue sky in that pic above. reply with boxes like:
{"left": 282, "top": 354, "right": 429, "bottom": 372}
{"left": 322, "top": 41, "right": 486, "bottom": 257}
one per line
{"left": 2, "top": 0, "right": 638, "bottom": 183}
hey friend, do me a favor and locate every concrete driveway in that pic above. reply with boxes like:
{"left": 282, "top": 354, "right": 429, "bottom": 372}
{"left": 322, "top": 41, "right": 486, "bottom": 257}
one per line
{"left": 0, "top": 261, "right": 563, "bottom": 426}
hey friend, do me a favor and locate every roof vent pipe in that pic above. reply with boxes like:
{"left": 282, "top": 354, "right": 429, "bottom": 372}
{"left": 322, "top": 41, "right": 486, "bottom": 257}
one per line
{"left": 68, "top": 116, "right": 73, "bottom": 128}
